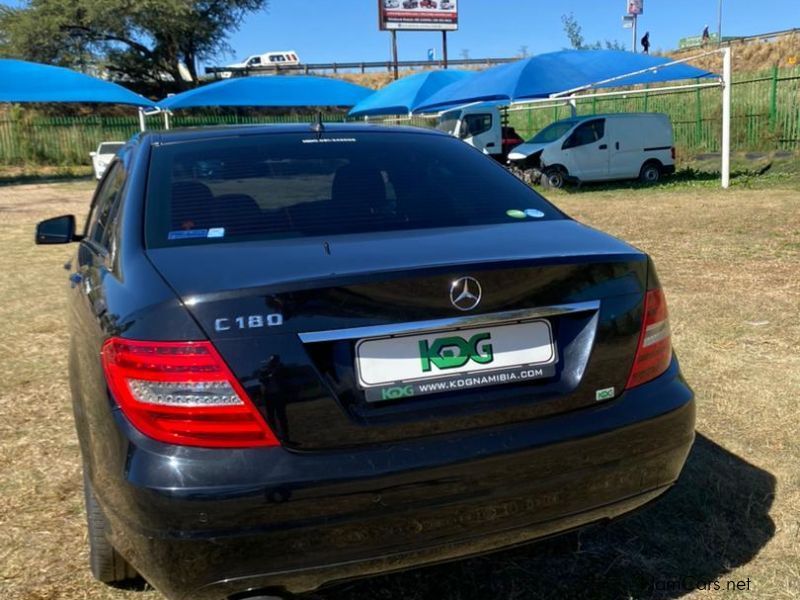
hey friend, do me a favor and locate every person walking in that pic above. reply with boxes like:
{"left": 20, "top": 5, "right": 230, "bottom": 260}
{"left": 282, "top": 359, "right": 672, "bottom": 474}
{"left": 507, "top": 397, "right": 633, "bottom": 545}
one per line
{"left": 641, "top": 31, "right": 651, "bottom": 54}
{"left": 702, "top": 24, "right": 710, "bottom": 46}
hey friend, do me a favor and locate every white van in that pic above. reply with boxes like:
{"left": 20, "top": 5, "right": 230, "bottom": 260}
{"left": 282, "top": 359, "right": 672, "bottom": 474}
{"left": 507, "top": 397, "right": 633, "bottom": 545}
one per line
{"left": 508, "top": 113, "right": 676, "bottom": 187}
{"left": 220, "top": 50, "right": 301, "bottom": 78}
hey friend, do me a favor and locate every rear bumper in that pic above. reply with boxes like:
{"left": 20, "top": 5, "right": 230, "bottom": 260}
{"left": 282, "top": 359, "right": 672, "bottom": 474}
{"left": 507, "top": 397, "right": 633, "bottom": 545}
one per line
{"left": 97, "top": 359, "right": 694, "bottom": 600}
{"left": 662, "top": 164, "right": 676, "bottom": 175}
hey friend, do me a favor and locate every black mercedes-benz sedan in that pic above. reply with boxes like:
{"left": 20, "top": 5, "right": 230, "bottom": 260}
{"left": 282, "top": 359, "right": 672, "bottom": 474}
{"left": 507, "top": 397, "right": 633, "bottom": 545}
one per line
{"left": 36, "top": 124, "right": 694, "bottom": 600}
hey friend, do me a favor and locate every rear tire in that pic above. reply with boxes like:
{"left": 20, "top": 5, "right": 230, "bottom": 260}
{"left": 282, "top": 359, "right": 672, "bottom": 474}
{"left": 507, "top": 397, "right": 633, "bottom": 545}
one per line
{"left": 84, "top": 472, "right": 139, "bottom": 584}
{"left": 639, "top": 161, "right": 662, "bottom": 184}
{"left": 543, "top": 166, "right": 566, "bottom": 189}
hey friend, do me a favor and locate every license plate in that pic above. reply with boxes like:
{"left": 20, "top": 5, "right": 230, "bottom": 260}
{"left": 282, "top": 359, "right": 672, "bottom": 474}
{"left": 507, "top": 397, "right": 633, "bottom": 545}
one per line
{"left": 355, "top": 320, "right": 556, "bottom": 403}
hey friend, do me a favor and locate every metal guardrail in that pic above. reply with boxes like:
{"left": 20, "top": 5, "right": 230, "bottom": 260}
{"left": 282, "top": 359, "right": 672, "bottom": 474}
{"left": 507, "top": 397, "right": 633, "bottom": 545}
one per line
{"left": 730, "top": 27, "right": 799, "bottom": 44}
{"left": 204, "top": 56, "right": 517, "bottom": 77}
{"left": 678, "top": 27, "right": 799, "bottom": 50}
{"left": 208, "top": 28, "right": 800, "bottom": 77}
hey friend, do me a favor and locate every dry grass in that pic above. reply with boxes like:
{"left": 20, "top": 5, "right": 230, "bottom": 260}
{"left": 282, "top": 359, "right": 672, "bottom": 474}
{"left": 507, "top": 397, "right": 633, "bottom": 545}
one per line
{"left": 669, "top": 34, "right": 800, "bottom": 73}
{"left": 0, "top": 178, "right": 798, "bottom": 600}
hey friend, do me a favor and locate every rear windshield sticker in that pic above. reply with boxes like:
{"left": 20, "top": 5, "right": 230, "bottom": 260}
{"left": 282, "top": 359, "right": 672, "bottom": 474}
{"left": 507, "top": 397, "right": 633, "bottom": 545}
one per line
{"left": 168, "top": 229, "right": 208, "bottom": 240}
{"left": 524, "top": 209, "right": 545, "bottom": 218}
{"left": 301, "top": 138, "right": 357, "bottom": 144}
{"left": 207, "top": 227, "right": 225, "bottom": 238}
{"left": 506, "top": 209, "right": 526, "bottom": 219}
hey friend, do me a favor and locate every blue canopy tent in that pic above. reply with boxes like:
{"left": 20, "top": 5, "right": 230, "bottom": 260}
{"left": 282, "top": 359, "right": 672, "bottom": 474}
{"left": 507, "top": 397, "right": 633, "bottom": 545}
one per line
{"left": 0, "top": 59, "right": 154, "bottom": 106}
{"left": 414, "top": 50, "right": 716, "bottom": 113}
{"left": 0, "top": 59, "right": 155, "bottom": 131}
{"left": 348, "top": 70, "right": 473, "bottom": 119}
{"left": 158, "top": 75, "right": 373, "bottom": 111}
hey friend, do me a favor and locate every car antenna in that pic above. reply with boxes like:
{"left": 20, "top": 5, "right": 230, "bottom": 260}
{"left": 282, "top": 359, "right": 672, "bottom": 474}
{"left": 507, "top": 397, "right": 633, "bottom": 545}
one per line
{"left": 311, "top": 111, "right": 325, "bottom": 139}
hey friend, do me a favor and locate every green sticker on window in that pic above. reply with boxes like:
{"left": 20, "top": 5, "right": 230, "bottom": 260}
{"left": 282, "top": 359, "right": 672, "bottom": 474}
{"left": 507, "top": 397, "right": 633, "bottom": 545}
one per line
{"left": 506, "top": 209, "right": 526, "bottom": 219}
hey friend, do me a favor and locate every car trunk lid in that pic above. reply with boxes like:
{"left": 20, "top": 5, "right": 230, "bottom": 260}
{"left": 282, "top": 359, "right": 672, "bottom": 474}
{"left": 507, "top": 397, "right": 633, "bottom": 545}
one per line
{"left": 146, "top": 220, "right": 648, "bottom": 450}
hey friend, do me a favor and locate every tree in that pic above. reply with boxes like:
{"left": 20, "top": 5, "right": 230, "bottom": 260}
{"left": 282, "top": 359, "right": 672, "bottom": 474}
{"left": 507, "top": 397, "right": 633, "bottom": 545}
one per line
{"left": 561, "top": 13, "right": 586, "bottom": 50}
{"left": 517, "top": 45, "right": 529, "bottom": 58}
{"left": 460, "top": 48, "right": 470, "bottom": 60}
{"left": 561, "top": 13, "right": 625, "bottom": 51}
{"left": 0, "top": 0, "right": 269, "bottom": 92}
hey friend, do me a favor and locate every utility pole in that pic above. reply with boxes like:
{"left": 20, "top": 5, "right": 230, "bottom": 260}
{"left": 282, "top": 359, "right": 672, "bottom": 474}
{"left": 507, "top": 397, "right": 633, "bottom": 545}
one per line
{"left": 442, "top": 31, "right": 448, "bottom": 69}
{"left": 391, "top": 30, "right": 398, "bottom": 80}
{"left": 632, "top": 14, "right": 638, "bottom": 53}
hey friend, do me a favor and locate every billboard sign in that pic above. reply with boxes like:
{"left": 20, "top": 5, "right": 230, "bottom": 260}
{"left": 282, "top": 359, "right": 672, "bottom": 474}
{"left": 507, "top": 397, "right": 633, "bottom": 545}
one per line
{"left": 627, "top": 0, "right": 643, "bottom": 15}
{"left": 379, "top": 0, "right": 459, "bottom": 31}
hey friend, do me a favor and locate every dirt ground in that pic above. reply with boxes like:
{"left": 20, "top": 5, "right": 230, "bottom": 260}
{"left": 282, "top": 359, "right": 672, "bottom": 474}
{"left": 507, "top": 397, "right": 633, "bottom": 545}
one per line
{"left": 0, "top": 179, "right": 798, "bottom": 600}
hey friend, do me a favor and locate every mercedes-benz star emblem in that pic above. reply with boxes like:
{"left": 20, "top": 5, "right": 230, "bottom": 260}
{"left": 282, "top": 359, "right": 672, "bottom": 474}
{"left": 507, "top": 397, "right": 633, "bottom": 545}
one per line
{"left": 450, "top": 277, "right": 482, "bottom": 311}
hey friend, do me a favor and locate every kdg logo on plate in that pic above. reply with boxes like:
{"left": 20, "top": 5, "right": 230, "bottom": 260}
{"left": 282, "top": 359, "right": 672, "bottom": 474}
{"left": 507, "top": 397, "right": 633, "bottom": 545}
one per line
{"left": 419, "top": 332, "right": 494, "bottom": 372}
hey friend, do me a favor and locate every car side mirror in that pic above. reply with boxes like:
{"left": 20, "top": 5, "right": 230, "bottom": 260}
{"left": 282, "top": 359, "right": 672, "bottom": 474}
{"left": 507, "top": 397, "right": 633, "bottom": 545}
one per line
{"left": 89, "top": 151, "right": 97, "bottom": 157}
{"left": 562, "top": 136, "right": 575, "bottom": 150}
{"left": 36, "top": 215, "right": 79, "bottom": 244}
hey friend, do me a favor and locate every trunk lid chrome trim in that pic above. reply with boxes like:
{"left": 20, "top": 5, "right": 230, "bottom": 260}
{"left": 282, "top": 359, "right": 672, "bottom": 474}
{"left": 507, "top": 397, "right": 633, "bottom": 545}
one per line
{"left": 299, "top": 301, "right": 600, "bottom": 343}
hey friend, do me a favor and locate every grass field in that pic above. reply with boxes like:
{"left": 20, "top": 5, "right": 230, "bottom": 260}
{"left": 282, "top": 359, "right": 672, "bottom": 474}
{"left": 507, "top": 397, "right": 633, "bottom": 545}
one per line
{"left": 0, "top": 176, "right": 798, "bottom": 600}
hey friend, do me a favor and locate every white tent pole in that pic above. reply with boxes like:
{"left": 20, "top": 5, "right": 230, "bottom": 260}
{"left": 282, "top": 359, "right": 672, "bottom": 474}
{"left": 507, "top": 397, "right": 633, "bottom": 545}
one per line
{"left": 721, "top": 46, "right": 731, "bottom": 188}
{"left": 138, "top": 107, "right": 146, "bottom": 132}
{"left": 508, "top": 81, "right": 720, "bottom": 110}
{"left": 549, "top": 48, "right": 723, "bottom": 99}
{"left": 420, "top": 71, "right": 722, "bottom": 116}
{"left": 163, "top": 111, "right": 171, "bottom": 130}
{"left": 506, "top": 101, "right": 572, "bottom": 113}
{"left": 569, "top": 94, "right": 577, "bottom": 117}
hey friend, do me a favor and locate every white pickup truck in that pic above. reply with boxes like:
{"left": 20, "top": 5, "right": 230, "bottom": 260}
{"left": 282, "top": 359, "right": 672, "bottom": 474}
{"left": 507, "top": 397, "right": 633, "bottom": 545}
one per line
{"left": 219, "top": 50, "right": 301, "bottom": 78}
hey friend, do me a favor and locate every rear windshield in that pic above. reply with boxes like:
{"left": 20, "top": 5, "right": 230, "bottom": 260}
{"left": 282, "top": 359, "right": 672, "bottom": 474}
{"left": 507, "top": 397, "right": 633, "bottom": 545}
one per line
{"left": 145, "top": 131, "right": 563, "bottom": 248}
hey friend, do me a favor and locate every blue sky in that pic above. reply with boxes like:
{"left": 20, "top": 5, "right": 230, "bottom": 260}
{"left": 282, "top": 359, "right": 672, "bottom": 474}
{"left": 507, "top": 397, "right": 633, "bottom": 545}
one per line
{"left": 221, "top": 0, "right": 799, "bottom": 66}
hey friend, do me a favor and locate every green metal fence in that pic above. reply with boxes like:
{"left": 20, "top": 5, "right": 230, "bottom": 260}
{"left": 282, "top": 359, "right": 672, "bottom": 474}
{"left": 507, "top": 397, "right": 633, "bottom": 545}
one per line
{"left": 0, "top": 112, "right": 347, "bottom": 166}
{"left": 0, "top": 67, "right": 797, "bottom": 166}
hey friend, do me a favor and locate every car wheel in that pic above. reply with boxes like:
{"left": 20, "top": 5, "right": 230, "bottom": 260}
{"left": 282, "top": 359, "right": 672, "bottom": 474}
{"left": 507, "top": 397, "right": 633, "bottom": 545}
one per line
{"left": 543, "top": 167, "right": 566, "bottom": 189}
{"left": 639, "top": 162, "right": 661, "bottom": 184}
{"left": 84, "top": 472, "right": 139, "bottom": 584}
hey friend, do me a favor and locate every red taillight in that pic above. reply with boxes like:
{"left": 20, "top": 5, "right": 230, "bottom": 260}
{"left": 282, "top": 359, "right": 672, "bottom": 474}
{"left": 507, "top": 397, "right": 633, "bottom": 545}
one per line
{"left": 671, "top": 147, "right": 676, "bottom": 160}
{"left": 625, "top": 288, "right": 672, "bottom": 389}
{"left": 101, "top": 338, "right": 280, "bottom": 448}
